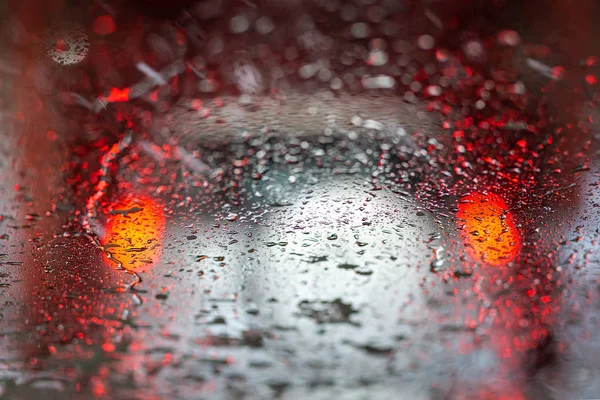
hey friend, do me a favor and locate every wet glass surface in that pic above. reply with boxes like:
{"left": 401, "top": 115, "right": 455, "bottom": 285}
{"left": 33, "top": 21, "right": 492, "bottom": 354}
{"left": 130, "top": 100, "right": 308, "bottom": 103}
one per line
{"left": 1, "top": 0, "right": 600, "bottom": 399}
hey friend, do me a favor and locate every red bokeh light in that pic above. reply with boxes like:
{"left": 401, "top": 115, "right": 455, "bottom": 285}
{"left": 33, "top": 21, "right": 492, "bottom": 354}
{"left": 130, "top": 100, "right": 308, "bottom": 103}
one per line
{"left": 93, "top": 15, "right": 116, "bottom": 36}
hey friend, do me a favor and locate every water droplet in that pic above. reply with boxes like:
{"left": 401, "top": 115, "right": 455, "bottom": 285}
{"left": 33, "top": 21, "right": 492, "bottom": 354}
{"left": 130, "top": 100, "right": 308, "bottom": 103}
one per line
{"left": 417, "top": 35, "right": 435, "bottom": 50}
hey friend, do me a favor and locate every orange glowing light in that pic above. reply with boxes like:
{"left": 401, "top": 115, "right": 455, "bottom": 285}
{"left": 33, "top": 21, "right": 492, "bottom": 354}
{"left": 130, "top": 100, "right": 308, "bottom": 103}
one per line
{"left": 102, "top": 196, "right": 165, "bottom": 272}
{"left": 456, "top": 192, "right": 520, "bottom": 266}
{"left": 105, "top": 87, "right": 129, "bottom": 103}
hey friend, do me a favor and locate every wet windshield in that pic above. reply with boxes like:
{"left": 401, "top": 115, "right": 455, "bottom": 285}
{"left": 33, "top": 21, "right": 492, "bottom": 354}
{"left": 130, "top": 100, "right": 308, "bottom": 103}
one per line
{"left": 1, "top": 1, "right": 600, "bottom": 399}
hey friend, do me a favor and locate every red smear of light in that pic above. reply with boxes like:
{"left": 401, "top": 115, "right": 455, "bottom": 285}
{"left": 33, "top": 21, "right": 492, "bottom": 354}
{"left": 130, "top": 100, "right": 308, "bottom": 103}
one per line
{"left": 102, "top": 195, "right": 165, "bottom": 272}
{"left": 541, "top": 295, "right": 552, "bottom": 304}
{"left": 191, "top": 99, "right": 202, "bottom": 110}
{"left": 91, "top": 377, "right": 106, "bottom": 398}
{"left": 47, "top": 130, "right": 58, "bottom": 141}
{"left": 102, "top": 342, "right": 116, "bottom": 352}
{"left": 586, "top": 74, "right": 598, "bottom": 85}
{"left": 176, "top": 28, "right": 186, "bottom": 46}
{"left": 105, "top": 87, "right": 129, "bottom": 103}
{"left": 457, "top": 192, "right": 520, "bottom": 266}
{"left": 93, "top": 15, "right": 116, "bottom": 36}
{"left": 85, "top": 139, "right": 129, "bottom": 217}
{"left": 551, "top": 66, "right": 565, "bottom": 80}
